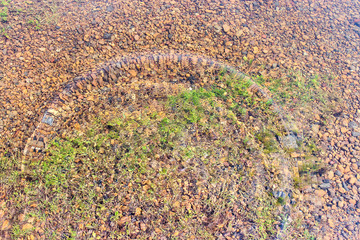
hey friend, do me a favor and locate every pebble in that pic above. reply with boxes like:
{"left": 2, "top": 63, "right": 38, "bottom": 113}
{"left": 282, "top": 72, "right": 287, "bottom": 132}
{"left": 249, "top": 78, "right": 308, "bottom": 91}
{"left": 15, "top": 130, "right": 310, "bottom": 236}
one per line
{"left": 338, "top": 201, "right": 345, "bottom": 208}
{"left": 222, "top": 24, "right": 231, "bottom": 33}
{"left": 335, "top": 170, "right": 342, "bottom": 176}
{"left": 319, "top": 182, "right": 331, "bottom": 189}
{"left": 342, "top": 181, "right": 350, "bottom": 191}
{"left": 348, "top": 121, "right": 358, "bottom": 129}
{"left": 282, "top": 135, "right": 298, "bottom": 149}
{"left": 349, "top": 199, "right": 356, "bottom": 205}
{"left": 349, "top": 177, "right": 357, "bottom": 185}
{"left": 103, "top": 33, "right": 112, "bottom": 39}
{"left": 315, "top": 189, "right": 327, "bottom": 197}
{"left": 106, "top": 5, "right": 114, "bottom": 12}
{"left": 352, "top": 131, "right": 360, "bottom": 137}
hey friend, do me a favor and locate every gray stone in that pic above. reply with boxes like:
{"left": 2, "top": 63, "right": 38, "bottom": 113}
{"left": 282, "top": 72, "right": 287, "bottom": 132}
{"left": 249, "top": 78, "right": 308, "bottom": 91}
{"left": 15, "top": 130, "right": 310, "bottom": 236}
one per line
{"left": 106, "top": 5, "right": 114, "bottom": 12}
{"left": 103, "top": 33, "right": 112, "bottom": 39}
{"left": 282, "top": 135, "right": 298, "bottom": 149}
{"left": 319, "top": 183, "right": 331, "bottom": 189}
{"left": 41, "top": 114, "right": 54, "bottom": 126}
{"left": 335, "top": 170, "right": 342, "bottom": 176}
{"left": 349, "top": 121, "right": 358, "bottom": 129}
{"left": 273, "top": 191, "right": 285, "bottom": 198}
{"left": 342, "top": 181, "right": 349, "bottom": 191}
{"left": 352, "top": 131, "right": 360, "bottom": 137}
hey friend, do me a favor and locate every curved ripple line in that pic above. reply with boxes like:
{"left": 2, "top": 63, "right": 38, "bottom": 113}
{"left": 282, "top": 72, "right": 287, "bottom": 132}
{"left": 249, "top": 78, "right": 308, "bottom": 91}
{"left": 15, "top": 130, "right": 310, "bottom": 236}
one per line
{"left": 22, "top": 51, "right": 289, "bottom": 169}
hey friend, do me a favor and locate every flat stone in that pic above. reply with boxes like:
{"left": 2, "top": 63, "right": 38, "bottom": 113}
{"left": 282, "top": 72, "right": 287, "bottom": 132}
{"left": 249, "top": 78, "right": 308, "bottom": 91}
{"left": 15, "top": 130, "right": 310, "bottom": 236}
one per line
{"left": 349, "top": 177, "right": 357, "bottom": 185}
{"left": 129, "top": 70, "right": 137, "bottom": 77}
{"left": 315, "top": 189, "right": 327, "bottom": 197}
{"left": 349, "top": 121, "right": 358, "bottom": 129}
{"left": 103, "top": 33, "right": 112, "bottom": 39}
{"left": 41, "top": 114, "right": 54, "bottom": 126}
{"left": 349, "top": 199, "right": 356, "bottom": 205}
{"left": 106, "top": 5, "right": 114, "bottom": 12}
{"left": 223, "top": 24, "right": 231, "bottom": 33}
{"left": 342, "top": 181, "right": 350, "bottom": 191}
{"left": 282, "top": 135, "right": 298, "bottom": 149}
{"left": 311, "top": 124, "right": 320, "bottom": 133}
{"left": 319, "top": 182, "right": 331, "bottom": 189}
{"left": 352, "top": 131, "right": 360, "bottom": 137}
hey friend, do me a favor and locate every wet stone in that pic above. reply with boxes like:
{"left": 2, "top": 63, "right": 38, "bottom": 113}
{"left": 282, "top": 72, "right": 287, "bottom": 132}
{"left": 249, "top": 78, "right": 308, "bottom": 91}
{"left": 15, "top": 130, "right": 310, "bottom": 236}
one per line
{"left": 282, "top": 135, "right": 298, "bottom": 149}
{"left": 273, "top": 191, "right": 286, "bottom": 198}
{"left": 352, "top": 131, "right": 360, "bottom": 137}
{"left": 41, "top": 114, "right": 54, "bottom": 126}
{"left": 106, "top": 5, "right": 114, "bottom": 12}
{"left": 349, "top": 121, "right": 358, "bottom": 129}
{"left": 319, "top": 182, "right": 331, "bottom": 189}
{"left": 103, "top": 33, "right": 112, "bottom": 39}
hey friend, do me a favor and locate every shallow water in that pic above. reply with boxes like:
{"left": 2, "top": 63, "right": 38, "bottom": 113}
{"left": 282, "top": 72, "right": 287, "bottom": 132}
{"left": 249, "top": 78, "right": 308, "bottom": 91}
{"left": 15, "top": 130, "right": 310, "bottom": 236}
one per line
{"left": 1, "top": 0, "right": 360, "bottom": 239}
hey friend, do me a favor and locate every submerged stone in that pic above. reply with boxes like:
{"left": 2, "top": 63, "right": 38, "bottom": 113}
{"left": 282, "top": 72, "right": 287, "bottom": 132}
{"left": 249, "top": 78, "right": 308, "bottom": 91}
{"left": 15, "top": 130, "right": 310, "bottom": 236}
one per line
{"left": 41, "top": 114, "right": 54, "bottom": 126}
{"left": 282, "top": 134, "right": 298, "bottom": 149}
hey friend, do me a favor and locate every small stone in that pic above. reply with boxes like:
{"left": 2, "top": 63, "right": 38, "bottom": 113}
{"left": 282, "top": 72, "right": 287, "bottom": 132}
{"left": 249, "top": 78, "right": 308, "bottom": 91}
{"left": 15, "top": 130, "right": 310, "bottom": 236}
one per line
{"left": 140, "top": 222, "right": 147, "bottom": 231}
{"left": 349, "top": 177, "right": 357, "bottom": 185}
{"left": 135, "top": 208, "right": 142, "bottom": 216}
{"left": 341, "top": 127, "right": 347, "bottom": 133}
{"left": 339, "top": 187, "right": 346, "bottom": 194}
{"left": 223, "top": 24, "right": 231, "bottom": 33}
{"left": 338, "top": 201, "right": 345, "bottom": 208}
{"left": 128, "top": 70, "right": 137, "bottom": 77}
{"left": 118, "top": 216, "right": 131, "bottom": 226}
{"left": 315, "top": 189, "right": 326, "bottom": 197}
{"left": 235, "top": 30, "right": 243, "bottom": 37}
{"left": 338, "top": 165, "right": 345, "bottom": 174}
{"left": 349, "top": 137, "right": 356, "bottom": 143}
{"left": 328, "top": 219, "right": 335, "bottom": 228}
{"left": 106, "top": 5, "right": 114, "bottom": 12}
{"left": 1, "top": 220, "right": 10, "bottom": 230}
{"left": 273, "top": 191, "right": 285, "bottom": 198}
{"left": 355, "top": 19, "right": 360, "bottom": 27}
{"left": 22, "top": 223, "right": 33, "bottom": 231}
{"left": 349, "top": 199, "right": 356, "bottom": 205}
{"left": 282, "top": 135, "right": 298, "bottom": 149}
{"left": 335, "top": 170, "right": 342, "bottom": 176}
{"left": 291, "top": 152, "right": 300, "bottom": 158}
{"left": 342, "top": 181, "right": 349, "bottom": 191}
{"left": 327, "top": 171, "right": 334, "bottom": 179}
{"left": 319, "top": 182, "right": 331, "bottom": 189}
{"left": 103, "top": 33, "right": 112, "bottom": 39}
{"left": 328, "top": 188, "right": 336, "bottom": 197}
{"left": 352, "top": 131, "right": 360, "bottom": 137}
{"left": 311, "top": 124, "right": 320, "bottom": 133}
{"left": 349, "top": 121, "right": 358, "bottom": 129}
